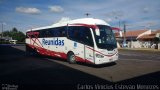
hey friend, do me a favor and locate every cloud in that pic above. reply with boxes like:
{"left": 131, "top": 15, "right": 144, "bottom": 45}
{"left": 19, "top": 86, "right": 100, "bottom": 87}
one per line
{"left": 15, "top": 7, "right": 41, "bottom": 14}
{"left": 48, "top": 5, "right": 64, "bottom": 13}
{"left": 57, "top": 17, "right": 71, "bottom": 23}
{"left": 143, "top": 7, "right": 149, "bottom": 13}
{"left": 105, "top": 18, "right": 112, "bottom": 22}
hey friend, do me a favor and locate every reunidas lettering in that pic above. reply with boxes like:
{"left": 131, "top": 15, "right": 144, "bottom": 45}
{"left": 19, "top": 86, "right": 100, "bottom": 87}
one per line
{"left": 42, "top": 38, "right": 64, "bottom": 46}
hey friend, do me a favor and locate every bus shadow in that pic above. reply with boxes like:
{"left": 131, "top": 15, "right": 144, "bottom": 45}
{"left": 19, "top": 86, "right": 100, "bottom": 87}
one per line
{"left": 41, "top": 56, "right": 117, "bottom": 68}
{"left": 0, "top": 45, "right": 113, "bottom": 89}
{"left": 1, "top": 45, "right": 160, "bottom": 89}
{"left": 76, "top": 62, "right": 116, "bottom": 68}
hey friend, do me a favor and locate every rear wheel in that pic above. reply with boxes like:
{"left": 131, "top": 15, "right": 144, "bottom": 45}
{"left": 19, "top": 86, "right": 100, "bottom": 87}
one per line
{"left": 25, "top": 45, "right": 38, "bottom": 56}
{"left": 67, "top": 52, "right": 76, "bottom": 64}
{"left": 25, "top": 44, "right": 32, "bottom": 56}
{"left": 32, "top": 48, "right": 39, "bottom": 56}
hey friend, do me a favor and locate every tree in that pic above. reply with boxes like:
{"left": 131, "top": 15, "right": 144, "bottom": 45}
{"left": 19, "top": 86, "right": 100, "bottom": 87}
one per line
{"left": 3, "top": 31, "right": 11, "bottom": 37}
{"left": 2, "top": 27, "right": 25, "bottom": 42}
{"left": 15, "top": 31, "right": 25, "bottom": 42}
{"left": 12, "top": 27, "right": 18, "bottom": 32}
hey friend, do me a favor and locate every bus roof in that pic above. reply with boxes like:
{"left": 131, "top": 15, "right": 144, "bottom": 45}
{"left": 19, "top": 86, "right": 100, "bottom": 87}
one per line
{"left": 26, "top": 18, "right": 110, "bottom": 32}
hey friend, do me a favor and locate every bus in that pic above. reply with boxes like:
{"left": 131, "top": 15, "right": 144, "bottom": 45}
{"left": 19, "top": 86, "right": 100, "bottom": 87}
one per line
{"left": 25, "top": 18, "right": 118, "bottom": 65}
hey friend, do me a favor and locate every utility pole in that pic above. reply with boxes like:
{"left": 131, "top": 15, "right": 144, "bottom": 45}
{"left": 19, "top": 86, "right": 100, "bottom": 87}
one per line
{"left": 1, "top": 23, "right": 3, "bottom": 38}
{"left": 123, "top": 22, "right": 126, "bottom": 47}
{"left": 119, "top": 20, "right": 121, "bottom": 29}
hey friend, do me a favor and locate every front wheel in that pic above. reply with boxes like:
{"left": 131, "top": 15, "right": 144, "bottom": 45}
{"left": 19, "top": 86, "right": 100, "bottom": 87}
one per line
{"left": 67, "top": 52, "right": 76, "bottom": 64}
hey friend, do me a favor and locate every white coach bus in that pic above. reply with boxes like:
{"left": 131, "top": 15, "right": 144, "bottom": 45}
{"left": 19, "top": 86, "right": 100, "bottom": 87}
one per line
{"left": 25, "top": 18, "right": 118, "bottom": 65}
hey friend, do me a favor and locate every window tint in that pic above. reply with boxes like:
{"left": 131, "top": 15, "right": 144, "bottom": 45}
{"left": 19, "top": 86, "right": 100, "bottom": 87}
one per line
{"left": 50, "top": 27, "right": 66, "bottom": 37}
{"left": 27, "top": 26, "right": 67, "bottom": 38}
{"left": 44, "top": 29, "right": 52, "bottom": 37}
{"left": 67, "top": 26, "right": 94, "bottom": 46}
{"left": 93, "top": 25, "right": 117, "bottom": 50}
{"left": 38, "top": 30, "right": 43, "bottom": 38}
{"left": 67, "top": 26, "right": 79, "bottom": 40}
{"left": 83, "top": 27, "right": 94, "bottom": 46}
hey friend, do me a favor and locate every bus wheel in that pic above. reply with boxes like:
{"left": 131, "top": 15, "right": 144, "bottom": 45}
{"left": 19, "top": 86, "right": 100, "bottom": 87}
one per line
{"left": 32, "top": 48, "right": 39, "bottom": 56}
{"left": 25, "top": 45, "right": 32, "bottom": 56}
{"left": 67, "top": 52, "right": 76, "bottom": 64}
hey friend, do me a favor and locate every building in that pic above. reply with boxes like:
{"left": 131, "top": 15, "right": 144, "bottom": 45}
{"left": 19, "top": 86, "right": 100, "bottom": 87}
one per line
{"left": 115, "top": 29, "right": 151, "bottom": 48}
{"left": 137, "top": 30, "right": 160, "bottom": 49}
{"left": 114, "top": 29, "right": 160, "bottom": 49}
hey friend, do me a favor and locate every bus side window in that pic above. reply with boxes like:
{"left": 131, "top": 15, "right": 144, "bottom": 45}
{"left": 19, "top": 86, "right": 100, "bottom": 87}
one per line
{"left": 39, "top": 30, "right": 45, "bottom": 37}
{"left": 55, "top": 30, "right": 60, "bottom": 37}
{"left": 39, "top": 30, "right": 43, "bottom": 38}
{"left": 68, "top": 26, "right": 75, "bottom": 40}
{"left": 46, "top": 29, "right": 52, "bottom": 37}
{"left": 43, "top": 29, "right": 48, "bottom": 37}
{"left": 68, "top": 26, "right": 94, "bottom": 46}
{"left": 50, "top": 28, "right": 55, "bottom": 37}
{"left": 50, "top": 28, "right": 58, "bottom": 37}
{"left": 80, "top": 27, "right": 94, "bottom": 47}
{"left": 59, "top": 27, "right": 66, "bottom": 37}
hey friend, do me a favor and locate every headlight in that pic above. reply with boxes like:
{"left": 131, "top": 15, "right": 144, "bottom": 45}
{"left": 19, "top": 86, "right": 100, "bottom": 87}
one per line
{"left": 96, "top": 54, "right": 104, "bottom": 58}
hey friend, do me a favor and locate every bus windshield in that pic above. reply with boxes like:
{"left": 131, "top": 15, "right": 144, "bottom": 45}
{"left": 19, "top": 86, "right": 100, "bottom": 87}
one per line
{"left": 93, "top": 25, "right": 117, "bottom": 50}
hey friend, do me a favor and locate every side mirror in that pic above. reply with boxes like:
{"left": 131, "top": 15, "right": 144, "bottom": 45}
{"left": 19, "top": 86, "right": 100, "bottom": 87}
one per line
{"left": 95, "top": 28, "right": 100, "bottom": 36}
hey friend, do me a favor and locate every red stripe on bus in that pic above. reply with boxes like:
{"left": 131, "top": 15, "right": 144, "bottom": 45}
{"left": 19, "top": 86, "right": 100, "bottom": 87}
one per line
{"left": 75, "top": 56, "right": 94, "bottom": 64}
{"left": 69, "top": 23, "right": 98, "bottom": 29}
{"left": 85, "top": 46, "right": 117, "bottom": 57}
{"left": 27, "top": 44, "right": 94, "bottom": 64}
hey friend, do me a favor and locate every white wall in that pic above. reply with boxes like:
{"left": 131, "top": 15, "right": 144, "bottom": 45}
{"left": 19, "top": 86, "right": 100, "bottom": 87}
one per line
{"left": 158, "top": 43, "right": 160, "bottom": 49}
{"left": 128, "top": 41, "right": 142, "bottom": 48}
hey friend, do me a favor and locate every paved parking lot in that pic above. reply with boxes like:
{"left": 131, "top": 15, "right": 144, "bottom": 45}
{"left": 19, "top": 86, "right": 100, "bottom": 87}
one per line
{"left": 0, "top": 45, "right": 160, "bottom": 90}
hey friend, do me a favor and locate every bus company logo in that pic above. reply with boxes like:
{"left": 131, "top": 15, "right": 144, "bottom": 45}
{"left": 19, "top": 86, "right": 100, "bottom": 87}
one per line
{"left": 42, "top": 38, "right": 64, "bottom": 46}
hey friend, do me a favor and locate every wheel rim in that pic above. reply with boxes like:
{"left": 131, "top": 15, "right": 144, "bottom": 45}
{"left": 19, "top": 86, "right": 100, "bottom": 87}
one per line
{"left": 70, "top": 55, "right": 75, "bottom": 62}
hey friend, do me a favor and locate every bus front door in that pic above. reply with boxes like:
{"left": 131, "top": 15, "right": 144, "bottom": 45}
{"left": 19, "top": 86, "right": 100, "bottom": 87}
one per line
{"left": 84, "top": 45, "right": 94, "bottom": 64}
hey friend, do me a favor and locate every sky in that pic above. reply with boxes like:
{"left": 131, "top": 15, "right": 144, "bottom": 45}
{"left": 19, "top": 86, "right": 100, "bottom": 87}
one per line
{"left": 0, "top": 0, "right": 160, "bottom": 33}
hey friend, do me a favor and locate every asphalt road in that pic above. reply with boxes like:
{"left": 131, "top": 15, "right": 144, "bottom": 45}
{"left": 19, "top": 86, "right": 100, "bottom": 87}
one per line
{"left": 0, "top": 45, "right": 160, "bottom": 90}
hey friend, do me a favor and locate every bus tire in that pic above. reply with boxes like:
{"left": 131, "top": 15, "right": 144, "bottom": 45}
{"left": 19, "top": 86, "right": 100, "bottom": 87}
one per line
{"left": 67, "top": 52, "right": 76, "bottom": 64}
{"left": 26, "top": 46, "right": 38, "bottom": 56}
{"left": 32, "top": 48, "right": 39, "bottom": 56}
{"left": 25, "top": 44, "right": 32, "bottom": 56}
